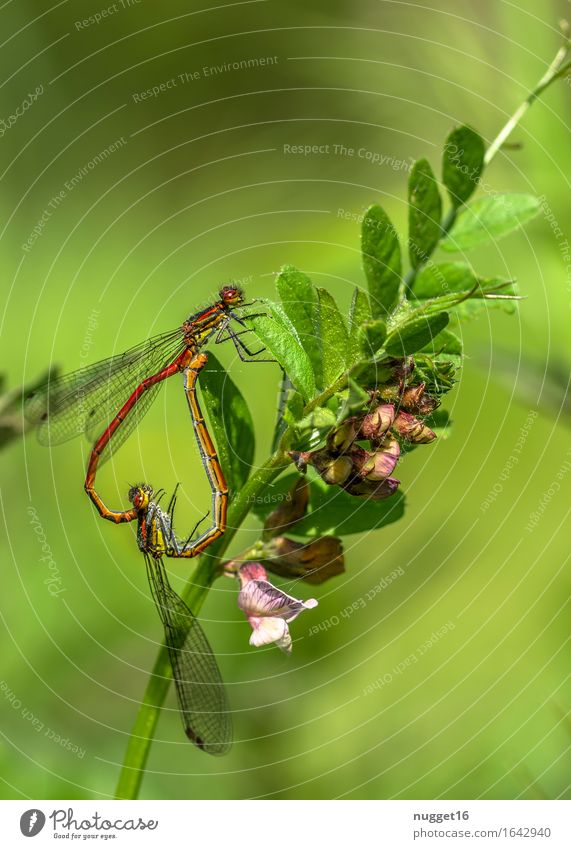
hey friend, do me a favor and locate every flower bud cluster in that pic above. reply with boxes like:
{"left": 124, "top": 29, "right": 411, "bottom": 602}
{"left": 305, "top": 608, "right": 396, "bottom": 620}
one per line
{"left": 290, "top": 379, "right": 438, "bottom": 500}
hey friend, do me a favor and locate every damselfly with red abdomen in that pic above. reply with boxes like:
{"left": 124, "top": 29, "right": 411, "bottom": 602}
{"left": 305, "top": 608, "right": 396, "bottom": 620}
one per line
{"left": 24, "top": 285, "right": 268, "bottom": 517}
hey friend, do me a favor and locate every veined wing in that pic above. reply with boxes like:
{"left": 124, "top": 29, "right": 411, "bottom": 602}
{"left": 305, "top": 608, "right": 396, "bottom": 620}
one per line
{"left": 95, "top": 382, "right": 162, "bottom": 466}
{"left": 25, "top": 328, "right": 184, "bottom": 446}
{"left": 145, "top": 555, "right": 232, "bottom": 755}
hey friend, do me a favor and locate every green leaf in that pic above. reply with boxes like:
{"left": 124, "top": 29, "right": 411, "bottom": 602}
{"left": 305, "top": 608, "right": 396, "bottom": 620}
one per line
{"left": 316, "top": 288, "right": 349, "bottom": 385}
{"left": 442, "top": 125, "right": 485, "bottom": 207}
{"left": 361, "top": 205, "right": 402, "bottom": 316}
{"left": 349, "top": 357, "right": 395, "bottom": 392}
{"left": 359, "top": 319, "right": 387, "bottom": 357}
{"left": 441, "top": 194, "right": 541, "bottom": 252}
{"left": 252, "top": 473, "right": 406, "bottom": 537}
{"left": 408, "top": 158, "right": 443, "bottom": 269}
{"left": 348, "top": 286, "right": 372, "bottom": 363}
{"left": 276, "top": 265, "right": 322, "bottom": 388}
{"left": 337, "top": 378, "right": 370, "bottom": 422}
{"left": 252, "top": 315, "right": 316, "bottom": 401}
{"left": 385, "top": 312, "right": 450, "bottom": 356}
{"left": 295, "top": 406, "right": 337, "bottom": 434}
{"left": 412, "top": 262, "right": 476, "bottom": 299}
{"left": 283, "top": 389, "right": 305, "bottom": 426}
{"left": 422, "top": 327, "right": 463, "bottom": 356}
{"left": 200, "top": 353, "right": 255, "bottom": 493}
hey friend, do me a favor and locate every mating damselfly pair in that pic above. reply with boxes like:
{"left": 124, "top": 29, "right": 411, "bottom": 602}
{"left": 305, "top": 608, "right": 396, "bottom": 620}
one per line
{"left": 25, "top": 286, "right": 271, "bottom": 754}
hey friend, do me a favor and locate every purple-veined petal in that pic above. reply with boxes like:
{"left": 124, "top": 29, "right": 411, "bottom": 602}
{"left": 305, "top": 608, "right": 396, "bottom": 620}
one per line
{"left": 238, "top": 579, "right": 317, "bottom": 622}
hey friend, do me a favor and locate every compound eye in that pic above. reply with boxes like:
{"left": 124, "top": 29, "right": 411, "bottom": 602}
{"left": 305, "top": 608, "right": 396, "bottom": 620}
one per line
{"left": 221, "top": 285, "right": 241, "bottom": 304}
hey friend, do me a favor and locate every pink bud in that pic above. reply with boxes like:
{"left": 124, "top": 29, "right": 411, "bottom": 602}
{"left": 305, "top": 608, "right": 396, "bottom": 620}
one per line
{"left": 350, "top": 438, "right": 400, "bottom": 481}
{"left": 360, "top": 404, "right": 395, "bottom": 441}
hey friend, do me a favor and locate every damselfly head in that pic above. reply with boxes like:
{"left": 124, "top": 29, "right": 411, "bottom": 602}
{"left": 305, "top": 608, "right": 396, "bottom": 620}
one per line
{"left": 128, "top": 483, "right": 153, "bottom": 511}
{"left": 219, "top": 284, "right": 244, "bottom": 308}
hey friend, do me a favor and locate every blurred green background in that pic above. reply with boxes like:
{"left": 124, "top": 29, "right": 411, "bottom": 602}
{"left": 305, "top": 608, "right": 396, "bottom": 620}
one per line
{"left": 0, "top": 0, "right": 569, "bottom": 800}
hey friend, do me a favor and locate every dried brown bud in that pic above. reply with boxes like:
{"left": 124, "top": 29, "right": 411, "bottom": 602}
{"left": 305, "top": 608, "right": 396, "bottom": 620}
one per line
{"left": 327, "top": 417, "right": 360, "bottom": 453}
{"left": 401, "top": 383, "right": 440, "bottom": 415}
{"left": 389, "top": 356, "right": 415, "bottom": 384}
{"left": 343, "top": 476, "right": 400, "bottom": 500}
{"left": 392, "top": 411, "right": 436, "bottom": 443}
{"left": 264, "top": 536, "right": 345, "bottom": 584}
{"left": 289, "top": 448, "right": 353, "bottom": 486}
{"left": 289, "top": 450, "right": 310, "bottom": 473}
{"left": 319, "top": 455, "right": 353, "bottom": 485}
{"left": 264, "top": 477, "right": 309, "bottom": 537}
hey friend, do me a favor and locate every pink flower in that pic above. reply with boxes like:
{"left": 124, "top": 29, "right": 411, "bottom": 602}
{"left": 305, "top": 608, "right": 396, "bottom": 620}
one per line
{"left": 237, "top": 564, "right": 318, "bottom": 654}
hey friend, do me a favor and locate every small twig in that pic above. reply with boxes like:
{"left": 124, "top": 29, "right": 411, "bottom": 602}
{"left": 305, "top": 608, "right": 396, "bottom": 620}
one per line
{"left": 405, "top": 26, "right": 571, "bottom": 292}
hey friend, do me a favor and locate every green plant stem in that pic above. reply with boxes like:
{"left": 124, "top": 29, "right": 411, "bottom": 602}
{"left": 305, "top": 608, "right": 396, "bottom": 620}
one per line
{"left": 484, "top": 40, "right": 571, "bottom": 165}
{"left": 405, "top": 33, "right": 571, "bottom": 292}
{"left": 115, "top": 448, "right": 288, "bottom": 800}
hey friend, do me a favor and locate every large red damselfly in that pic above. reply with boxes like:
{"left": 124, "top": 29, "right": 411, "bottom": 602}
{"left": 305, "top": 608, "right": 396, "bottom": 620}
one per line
{"left": 24, "top": 286, "right": 269, "bottom": 523}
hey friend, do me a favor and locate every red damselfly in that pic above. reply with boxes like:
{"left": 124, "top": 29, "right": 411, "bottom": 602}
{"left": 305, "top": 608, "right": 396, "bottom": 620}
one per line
{"left": 24, "top": 286, "right": 268, "bottom": 521}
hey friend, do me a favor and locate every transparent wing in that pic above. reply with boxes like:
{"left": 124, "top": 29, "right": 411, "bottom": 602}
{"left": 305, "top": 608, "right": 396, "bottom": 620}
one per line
{"left": 25, "top": 329, "right": 184, "bottom": 446}
{"left": 145, "top": 555, "right": 232, "bottom": 755}
{"left": 95, "top": 382, "right": 163, "bottom": 466}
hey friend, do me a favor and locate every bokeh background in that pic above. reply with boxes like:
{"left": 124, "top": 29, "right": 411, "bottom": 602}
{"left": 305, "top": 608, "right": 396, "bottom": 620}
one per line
{"left": 0, "top": 0, "right": 569, "bottom": 801}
